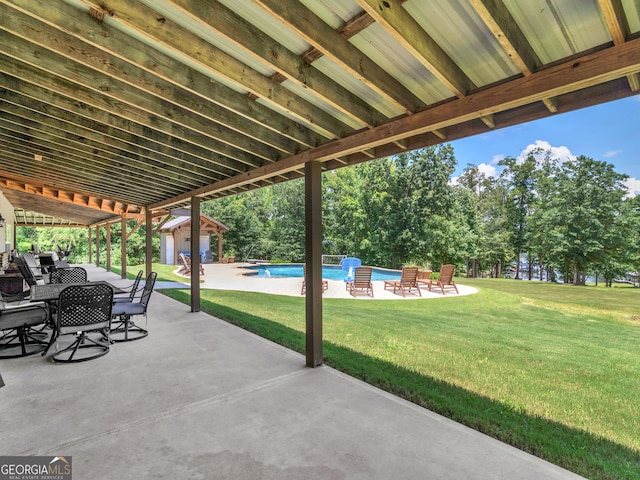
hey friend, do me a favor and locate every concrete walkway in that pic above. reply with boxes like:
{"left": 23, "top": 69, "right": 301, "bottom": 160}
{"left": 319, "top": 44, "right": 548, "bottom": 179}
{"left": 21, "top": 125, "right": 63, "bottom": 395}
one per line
{"left": 0, "top": 266, "right": 583, "bottom": 479}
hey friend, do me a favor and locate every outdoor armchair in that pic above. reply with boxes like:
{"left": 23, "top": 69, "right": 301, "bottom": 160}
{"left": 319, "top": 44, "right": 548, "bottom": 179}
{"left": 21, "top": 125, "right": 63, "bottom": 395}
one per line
{"left": 384, "top": 266, "right": 421, "bottom": 297}
{"left": 47, "top": 283, "right": 114, "bottom": 363}
{"left": 421, "top": 264, "right": 459, "bottom": 294}
{"left": 346, "top": 266, "right": 374, "bottom": 297}
{"left": 113, "top": 270, "right": 144, "bottom": 303}
{"left": 14, "top": 255, "right": 47, "bottom": 286}
{"left": 49, "top": 267, "right": 88, "bottom": 284}
{"left": 0, "top": 299, "right": 49, "bottom": 358}
{"left": 110, "top": 272, "right": 157, "bottom": 342}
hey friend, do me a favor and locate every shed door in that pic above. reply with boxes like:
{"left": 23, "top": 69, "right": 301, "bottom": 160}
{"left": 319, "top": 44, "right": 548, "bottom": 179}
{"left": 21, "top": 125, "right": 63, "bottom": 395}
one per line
{"left": 166, "top": 236, "right": 175, "bottom": 265}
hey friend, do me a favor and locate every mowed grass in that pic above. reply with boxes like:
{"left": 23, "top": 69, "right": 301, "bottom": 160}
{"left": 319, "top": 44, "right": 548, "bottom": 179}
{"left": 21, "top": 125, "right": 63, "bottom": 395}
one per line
{"left": 162, "top": 278, "right": 640, "bottom": 479}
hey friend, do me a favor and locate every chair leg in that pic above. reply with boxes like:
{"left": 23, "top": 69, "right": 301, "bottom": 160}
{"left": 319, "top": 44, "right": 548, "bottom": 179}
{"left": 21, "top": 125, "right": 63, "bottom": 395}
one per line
{"left": 0, "top": 326, "right": 49, "bottom": 359}
{"left": 110, "top": 315, "right": 148, "bottom": 342}
{"left": 51, "top": 330, "right": 110, "bottom": 363}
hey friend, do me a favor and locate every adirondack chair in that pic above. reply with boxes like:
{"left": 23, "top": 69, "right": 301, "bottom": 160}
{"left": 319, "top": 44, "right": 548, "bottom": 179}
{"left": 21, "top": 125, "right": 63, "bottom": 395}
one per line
{"left": 346, "top": 266, "right": 374, "bottom": 297}
{"left": 383, "top": 266, "right": 421, "bottom": 297}
{"left": 422, "top": 264, "right": 459, "bottom": 294}
{"left": 177, "top": 253, "right": 204, "bottom": 276}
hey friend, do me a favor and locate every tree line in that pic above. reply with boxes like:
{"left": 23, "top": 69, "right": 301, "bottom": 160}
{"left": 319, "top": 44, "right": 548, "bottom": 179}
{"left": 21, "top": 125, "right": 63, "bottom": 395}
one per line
{"left": 17, "top": 144, "right": 640, "bottom": 285}
{"left": 204, "top": 145, "right": 639, "bottom": 285}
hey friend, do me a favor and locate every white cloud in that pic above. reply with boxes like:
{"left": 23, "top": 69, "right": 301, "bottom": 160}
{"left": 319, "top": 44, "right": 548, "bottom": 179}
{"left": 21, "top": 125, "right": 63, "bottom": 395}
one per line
{"left": 449, "top": 176, "right": 459, "bottom": 186}
{"left": 603, "top": 149, "right": 622, "bottom": 158}
{"left": 490, "top": 154, "right": 505, "bottom": 165}
{"left": 623, "top": 177, "right": 640, "bottom": 198}
{"left": 516, "top": 140, "right": 576, "bottom": 165}
{"left": 477, "top": 163, "right": 497, "bottom": 178}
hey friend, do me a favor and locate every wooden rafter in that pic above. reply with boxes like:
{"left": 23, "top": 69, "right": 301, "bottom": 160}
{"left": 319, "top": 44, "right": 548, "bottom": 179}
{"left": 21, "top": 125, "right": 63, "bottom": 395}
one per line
{"left": 354, "top": 0, "right": 474, "bottom": 98}
{"left": 76, "top": 0, "right": 350, "bottom": 140}
{"left": 596, "top": 0, "right": 639, "bottom": 91}
{"left": 150, "top": 37, "right": 640, "bottom": 209}
{"left": 253, "top": 0, "right": 422, "bottom": 115}
{"left": 465, "top": 0, "right": 562, "bottom": 113}
{"left": 0, "top": 172, "right": 142, "bottom": 216}
{"left": 163, "top": 0, "right": 386, "bottom": 129}
{"left": 4, "top": 0, "right": 320, "bottom": 154}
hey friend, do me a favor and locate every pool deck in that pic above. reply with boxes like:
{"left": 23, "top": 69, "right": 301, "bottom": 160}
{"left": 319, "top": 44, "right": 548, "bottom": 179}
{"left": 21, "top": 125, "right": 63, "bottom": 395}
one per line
{"left": 191, "top": 262, "right": 478, "bottom": 299}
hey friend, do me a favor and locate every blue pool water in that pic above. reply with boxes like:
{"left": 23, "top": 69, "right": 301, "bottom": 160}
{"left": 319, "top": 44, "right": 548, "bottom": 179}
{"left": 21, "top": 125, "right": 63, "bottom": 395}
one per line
{"left": 244, "top": 264, "right": 401, "bottom": 281}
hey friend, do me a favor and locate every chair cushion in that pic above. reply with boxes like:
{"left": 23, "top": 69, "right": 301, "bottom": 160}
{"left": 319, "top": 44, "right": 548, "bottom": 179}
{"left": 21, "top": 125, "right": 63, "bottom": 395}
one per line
{"left": 111, "top": 302, "right": 146, "bottom": 316}
{"left": 0, "top": 306, "right": 48, "bottom": 329}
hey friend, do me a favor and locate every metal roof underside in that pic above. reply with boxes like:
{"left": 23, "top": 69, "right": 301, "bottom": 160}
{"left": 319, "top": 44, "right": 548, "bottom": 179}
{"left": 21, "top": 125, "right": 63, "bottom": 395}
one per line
{"left": 1, "top": 0, "right": 639, "bottom": 227}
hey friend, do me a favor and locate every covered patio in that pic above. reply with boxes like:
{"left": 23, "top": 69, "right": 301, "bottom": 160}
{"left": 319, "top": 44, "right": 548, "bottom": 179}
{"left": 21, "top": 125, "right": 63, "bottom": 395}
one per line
{"left": 1, "top": 266, "right": 581, "bottom": 479}
{"left": 1, "top": 1, "right": 639, "bottom": 476}
{"left": 1, "top": 0, "right": 639, "bottom": 366}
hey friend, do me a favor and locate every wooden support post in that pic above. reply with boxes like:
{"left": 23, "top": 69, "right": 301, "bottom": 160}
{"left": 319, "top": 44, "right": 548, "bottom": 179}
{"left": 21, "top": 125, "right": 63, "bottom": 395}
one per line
{"left": 217, "top": 231, "right": 223, "bottom": 263}
{"left": 88, "top": 227, "right": 92, "bottom": 264}
{"left": 95, "top": 225, "right": 100, "bottom": 267}
{"left": 121, "top": 216, "right": 127, "bottom": 279}
{"left": 106, "top": 223, "right": 111, "bottom": 272}
{"left": 305, "top": 160, "right": 323, "bottom": 367}
{"left": 173, "top": 232, "right": 178, "bottom": 266}
{"left": 146, "top": 208, "right": 153, "bottom": 278}
{"left": 191, "top": 196, "right": 201, "bottom": 312}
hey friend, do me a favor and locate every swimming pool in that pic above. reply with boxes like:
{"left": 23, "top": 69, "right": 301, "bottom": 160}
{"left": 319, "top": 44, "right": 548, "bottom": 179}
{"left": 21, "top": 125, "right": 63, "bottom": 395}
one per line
{"left": 244, "top": 264, "right": 401, "bottom": 281}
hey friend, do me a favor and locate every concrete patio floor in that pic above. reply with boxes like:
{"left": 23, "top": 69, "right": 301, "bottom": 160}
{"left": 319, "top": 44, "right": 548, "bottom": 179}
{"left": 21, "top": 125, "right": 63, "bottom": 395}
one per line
{"left": 0, "top": 266, "right": 584, "bottom": 479}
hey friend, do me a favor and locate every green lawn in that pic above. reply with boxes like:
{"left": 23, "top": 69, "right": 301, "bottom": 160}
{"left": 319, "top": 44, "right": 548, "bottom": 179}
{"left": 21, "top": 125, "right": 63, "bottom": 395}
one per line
{"left": 108, "top": 263, "right": 189, "bottom": 284}
{"left": 160, "top": 278, "right": 639, "bottom": 479}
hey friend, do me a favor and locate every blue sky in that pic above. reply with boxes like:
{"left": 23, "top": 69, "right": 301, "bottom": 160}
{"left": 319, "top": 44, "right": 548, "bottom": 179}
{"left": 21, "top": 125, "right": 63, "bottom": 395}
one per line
{"left": 449, "top": 95, "right": 640, "bottom": 197}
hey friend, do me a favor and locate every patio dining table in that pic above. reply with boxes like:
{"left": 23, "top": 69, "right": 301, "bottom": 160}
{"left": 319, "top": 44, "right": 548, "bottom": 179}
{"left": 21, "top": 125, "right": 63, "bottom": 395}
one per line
{"left": 30, "top": 282, "right": 125, "bottom": 302}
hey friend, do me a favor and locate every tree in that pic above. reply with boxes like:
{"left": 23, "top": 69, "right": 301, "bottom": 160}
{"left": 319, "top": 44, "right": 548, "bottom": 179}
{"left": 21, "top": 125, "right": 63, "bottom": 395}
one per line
{"left": 499, "top": 155, "right": 537, "bottom": 279}
{"left": 202, "top": 191, "right": 266, "bottom": 261}
{"left": 551, "top": 156, "right": 628, "bottom": 285}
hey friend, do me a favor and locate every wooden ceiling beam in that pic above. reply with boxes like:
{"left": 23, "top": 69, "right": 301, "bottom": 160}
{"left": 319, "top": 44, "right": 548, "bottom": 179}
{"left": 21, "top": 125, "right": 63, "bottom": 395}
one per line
{"left": 355, "top": 0, "right": 474, "bottom": 98}
{"left": 3, "top": 0, "right": 315, "bottom": 154}
{"left": 163, "top": 0, "right": 386, "bottom": 129}
{"left": 254, "top": 0, "right": 422, "bottom": 115}
{"left": 77, "top": 0, "right": 350, "bottom": 140}
{"left": 0, "top": 94, "right": 235, "bottom": 181}
{"left": 0, "top": 62, "right": 249, "bottom": 177}
{"left": 467, "top": 0, "right": 540, "bottom": 74}
{"left": 466, "top": 0, "right": 560, "bottom": 113}
{"left": 0, "top": 112, "right": 207, "bottom": 192}
{"left": 149, "top": 37, "right": 640, "bottom": 208}
{"left": 0, "top": 173, "right": 142, "bottom": 216}
{"left": 596, "top": 0, "right": 638, "bottom": 91}
{"left": 598, "top": 0, "right": 629, "bottom": 45}
{"left": 0, "top": 147, "right": 163, "bottom": 204}
{"left": 0, "top": 27, "right": 276, "bottom": 169}
{"left": 0, "top": 61, "right": 258, "bottom": 179}
{"left": 480, "top": 114, "right": 495, "bottom": 128}
{"left": 301, "top": 10, "right": 374, "bottom": 64}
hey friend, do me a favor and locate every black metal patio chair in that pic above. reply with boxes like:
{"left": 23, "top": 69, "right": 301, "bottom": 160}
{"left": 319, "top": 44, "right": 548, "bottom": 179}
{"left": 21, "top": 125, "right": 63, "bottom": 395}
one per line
{"left": 0, "top": 300, "right": 49, "bottom": 358}
{"left": 110, "top": 272, "right": 157, "bottom": 342}
{"left": 113, "top": 270, "right": 143, "bottom": 303}
{"left": 49, "top": 267, "right": 88, "bottom": 284}
{"left": 47, "top": 283, "right": 114, "bottom": 363}
{"left": 14, "top": 255, "right": 46, "bottom": 287}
